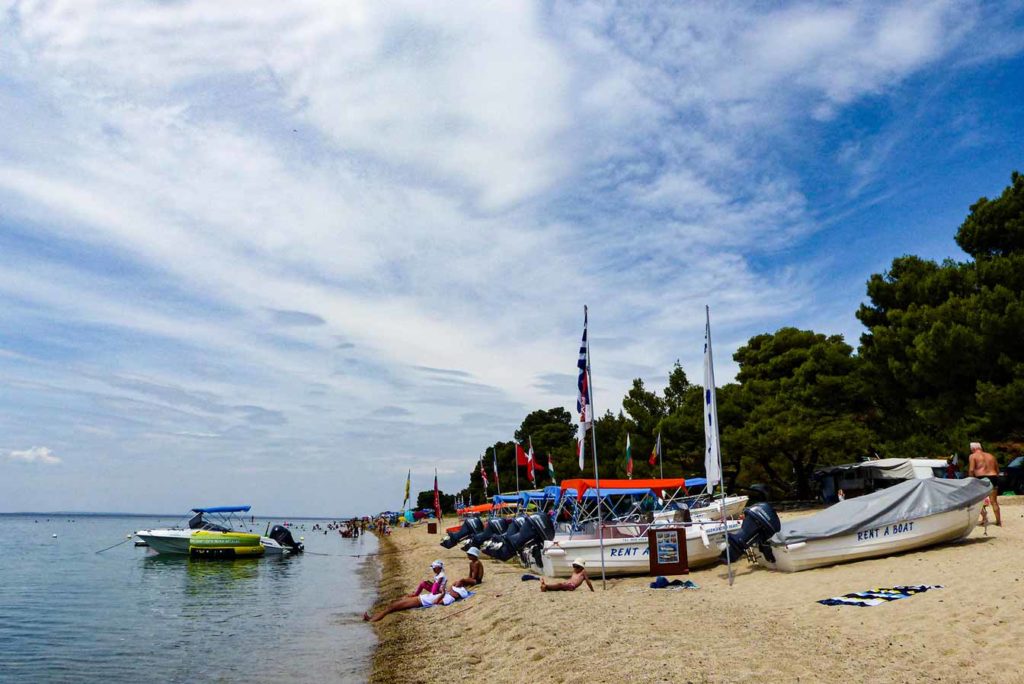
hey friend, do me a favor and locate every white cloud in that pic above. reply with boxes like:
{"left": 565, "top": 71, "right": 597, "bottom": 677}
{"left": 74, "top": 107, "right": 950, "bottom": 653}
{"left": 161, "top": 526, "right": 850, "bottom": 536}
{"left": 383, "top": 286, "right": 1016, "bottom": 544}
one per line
{"left": 0, "top": 0, "right": 1019, "bottom": 513}
{"left": 7, "top": 446, "right": 61, "bottom": 465}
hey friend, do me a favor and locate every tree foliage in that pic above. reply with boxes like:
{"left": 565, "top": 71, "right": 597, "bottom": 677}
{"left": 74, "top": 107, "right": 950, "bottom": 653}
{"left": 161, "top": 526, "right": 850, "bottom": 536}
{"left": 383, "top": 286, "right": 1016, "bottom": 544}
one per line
{"left": 445, "top": 171, "right": 1024, "bottom": 500}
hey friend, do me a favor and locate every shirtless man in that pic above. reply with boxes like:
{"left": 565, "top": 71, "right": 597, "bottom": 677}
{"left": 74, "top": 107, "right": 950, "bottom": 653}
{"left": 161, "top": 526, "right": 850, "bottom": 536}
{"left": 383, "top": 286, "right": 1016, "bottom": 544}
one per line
{"left": 540, "top": 558, "right": 594, "bottom": 592}
{"left": 968, "top": 441, "right": 1002, "bottom": 526}
{"left": 454, "top": 547, "right": 484, "bottom": 588}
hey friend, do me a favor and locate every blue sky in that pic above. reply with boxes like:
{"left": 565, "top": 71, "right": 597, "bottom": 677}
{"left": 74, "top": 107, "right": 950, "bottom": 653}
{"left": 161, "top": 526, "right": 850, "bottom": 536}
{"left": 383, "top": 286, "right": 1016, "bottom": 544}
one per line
{"left": 1, "top": 1, "right": 1023, "bottom": 515}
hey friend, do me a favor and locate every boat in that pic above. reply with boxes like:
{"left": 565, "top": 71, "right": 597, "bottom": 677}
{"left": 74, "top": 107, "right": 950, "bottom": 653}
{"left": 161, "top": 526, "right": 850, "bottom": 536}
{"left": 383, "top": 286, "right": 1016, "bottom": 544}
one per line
{"left": 540, "top": 518, "right": 740, "bottom": 577}
{"left": 527, "top": 480, "right": 742, "bottom": 576}
{"left": 749, "top": 477, "right": 990, "bottom": 572}
{"left": 135, "top": 506, "right": 304, "bottom": 557}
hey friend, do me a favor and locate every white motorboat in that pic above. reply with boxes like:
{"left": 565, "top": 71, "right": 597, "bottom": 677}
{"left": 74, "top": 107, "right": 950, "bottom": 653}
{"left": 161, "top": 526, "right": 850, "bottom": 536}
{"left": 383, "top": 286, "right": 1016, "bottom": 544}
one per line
{"left": 135, "top": 506, "right": 304, "bottom": 557}
{"left": 652, "top": 495, "right": 749, "bottom": 522}
{"left": 751, "top": 477, "right": 990, "bottom": 572}
{"left": 540, "top": 519, "right": 740, "bottom": 577}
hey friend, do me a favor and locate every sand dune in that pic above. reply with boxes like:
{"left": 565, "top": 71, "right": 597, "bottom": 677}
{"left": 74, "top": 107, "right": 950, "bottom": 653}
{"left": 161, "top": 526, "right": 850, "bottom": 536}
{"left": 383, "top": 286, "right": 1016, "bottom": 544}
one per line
{"left": 369, "top": 500, "right": 1024, "bottom": 684}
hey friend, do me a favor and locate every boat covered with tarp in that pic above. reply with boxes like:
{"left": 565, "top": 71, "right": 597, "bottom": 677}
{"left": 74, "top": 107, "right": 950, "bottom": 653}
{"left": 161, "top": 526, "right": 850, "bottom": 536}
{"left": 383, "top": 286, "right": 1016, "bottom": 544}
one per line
{"left": 753, "top": 477, "right": 990, "bottom": 572}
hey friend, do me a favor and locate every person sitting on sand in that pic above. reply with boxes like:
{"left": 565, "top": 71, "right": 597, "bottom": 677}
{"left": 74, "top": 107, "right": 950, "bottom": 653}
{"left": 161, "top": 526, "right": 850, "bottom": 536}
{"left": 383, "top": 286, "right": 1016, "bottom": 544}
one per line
{"left": 409, "top": 560, "right": 447, "bottom": 597}
{"left": 968, "top": 441, "right": 1002, "bottom": 526}
{"left": 540, "top": 558, "right": 594, "bottom": 592}
{"left": 452, "top": 547, "right": 484, "bottom": 589}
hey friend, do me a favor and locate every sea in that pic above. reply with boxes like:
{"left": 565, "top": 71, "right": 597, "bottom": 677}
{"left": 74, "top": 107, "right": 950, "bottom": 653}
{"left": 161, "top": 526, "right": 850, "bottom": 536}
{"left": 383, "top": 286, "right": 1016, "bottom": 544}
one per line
{"left": 0, "top": 513, "right": 380, "bottom": 683}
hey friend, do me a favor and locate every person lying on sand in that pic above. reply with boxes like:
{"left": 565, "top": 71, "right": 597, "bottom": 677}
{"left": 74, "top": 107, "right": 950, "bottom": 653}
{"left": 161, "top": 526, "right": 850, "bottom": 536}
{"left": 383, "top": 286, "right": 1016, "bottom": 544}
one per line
{"left": 452, "top": 547, "right": 484, "bottom": 589}
{"left": 540, "top": 559, "right": 594, "bottom": 592}
{"left": 408, "top": 560, "right": 447, "bottom": 597}
{"left": 363, "top": 590, "right": 444, "bottom": 622}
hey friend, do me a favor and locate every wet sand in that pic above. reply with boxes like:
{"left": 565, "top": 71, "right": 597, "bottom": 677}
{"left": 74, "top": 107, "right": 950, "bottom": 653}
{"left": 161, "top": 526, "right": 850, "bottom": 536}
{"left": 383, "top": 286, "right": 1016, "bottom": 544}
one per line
{"left": 369, "top": 500, "right": 1024, "bottom": 683}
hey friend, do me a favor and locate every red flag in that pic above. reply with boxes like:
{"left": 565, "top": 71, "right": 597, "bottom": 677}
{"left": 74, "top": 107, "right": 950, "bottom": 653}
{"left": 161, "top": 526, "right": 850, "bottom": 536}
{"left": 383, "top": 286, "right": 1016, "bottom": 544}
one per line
{"left": 433, "top": 470, "right": 442, "bottom": 522}
{"left": 516, "top": 443, "right": 538, "bottom": 484}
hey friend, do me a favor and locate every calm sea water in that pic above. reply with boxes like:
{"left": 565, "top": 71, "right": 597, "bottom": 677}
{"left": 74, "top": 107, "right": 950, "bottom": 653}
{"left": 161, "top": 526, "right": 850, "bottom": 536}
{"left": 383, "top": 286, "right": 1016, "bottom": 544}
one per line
{"left": 0, "top": 514, "right": 379, "bottom": 683}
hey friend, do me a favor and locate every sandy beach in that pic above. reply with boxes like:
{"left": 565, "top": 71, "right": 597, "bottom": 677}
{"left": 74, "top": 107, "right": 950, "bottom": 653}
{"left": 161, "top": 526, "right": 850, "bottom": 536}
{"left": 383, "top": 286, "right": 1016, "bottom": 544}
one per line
{"left": 369, "top": 500, "right": 1024, "bottom": 684}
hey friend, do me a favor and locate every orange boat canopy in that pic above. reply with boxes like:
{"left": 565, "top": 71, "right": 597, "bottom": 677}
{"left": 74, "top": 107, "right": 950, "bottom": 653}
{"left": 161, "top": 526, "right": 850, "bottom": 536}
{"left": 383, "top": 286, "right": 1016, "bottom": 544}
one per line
{"left": 458, "top": 502, "right": 516, "bottom": 516}
{"left": 559, "top": 477, "right": 688, "bottom": 501}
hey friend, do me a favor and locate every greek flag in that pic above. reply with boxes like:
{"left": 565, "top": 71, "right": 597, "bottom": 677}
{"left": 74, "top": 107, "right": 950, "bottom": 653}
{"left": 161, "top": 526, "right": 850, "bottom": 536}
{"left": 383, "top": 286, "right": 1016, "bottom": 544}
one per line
{"left": 576, "top": 307, "right": 592, "bottom": 470}
{"left": 703, "top": 306, "right": 722, "bottom": 487}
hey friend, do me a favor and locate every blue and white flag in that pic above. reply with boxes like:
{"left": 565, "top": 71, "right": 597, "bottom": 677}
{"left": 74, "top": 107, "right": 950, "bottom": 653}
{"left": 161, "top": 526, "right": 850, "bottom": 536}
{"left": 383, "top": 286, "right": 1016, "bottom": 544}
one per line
{"left": 576, "top": 307, "right": 592, "bottom": 470}
{"left": 703, "top": 306, "right": 722, "bottom": 487}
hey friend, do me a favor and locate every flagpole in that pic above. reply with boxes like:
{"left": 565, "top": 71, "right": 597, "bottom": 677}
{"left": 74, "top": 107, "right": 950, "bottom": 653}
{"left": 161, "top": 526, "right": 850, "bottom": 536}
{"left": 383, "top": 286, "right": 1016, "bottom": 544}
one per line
{"left": 585, "top": 305, "right": 608, "bottom": 589}
{"left": 515, "top": 442, "right": 520, "bottom": 496}
{"left": 659, "top": 433, "right": 664, "bottom": 479}
{"left": 706, "top": 305, "right": 732, "bottom": 586}
{"left": 493, "top": 445, "right": 501, "bottom": 495}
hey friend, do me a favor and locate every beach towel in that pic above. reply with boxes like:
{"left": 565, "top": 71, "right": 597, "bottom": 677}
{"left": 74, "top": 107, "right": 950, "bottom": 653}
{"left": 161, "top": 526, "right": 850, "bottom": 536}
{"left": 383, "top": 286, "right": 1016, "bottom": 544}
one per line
{"left": 817, "top": 585, "right": 942, "bottom": 607}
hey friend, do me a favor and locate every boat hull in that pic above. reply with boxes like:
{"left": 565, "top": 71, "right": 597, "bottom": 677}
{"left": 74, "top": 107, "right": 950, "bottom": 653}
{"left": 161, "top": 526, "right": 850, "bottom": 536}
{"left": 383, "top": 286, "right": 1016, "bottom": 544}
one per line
{"left": 756, "top": 503, "right": 983, "bottom": 572}
{"left": 540, "top": 521, "right": 738, "bottom": 577}
{"left": 136, "top": 529, "right": 289, "bottom": 556}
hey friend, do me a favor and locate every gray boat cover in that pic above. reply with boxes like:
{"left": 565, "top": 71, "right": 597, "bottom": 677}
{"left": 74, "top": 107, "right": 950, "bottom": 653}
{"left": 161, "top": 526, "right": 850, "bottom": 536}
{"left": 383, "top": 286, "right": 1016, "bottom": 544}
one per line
{"left": 772, "top": 477, "right": 991, "bottom": 545}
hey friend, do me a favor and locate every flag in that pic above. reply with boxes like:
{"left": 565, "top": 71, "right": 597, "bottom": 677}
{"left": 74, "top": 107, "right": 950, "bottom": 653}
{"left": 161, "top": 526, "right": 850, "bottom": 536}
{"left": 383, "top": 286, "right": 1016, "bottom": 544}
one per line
{"left": 576, "top": 307, "right": 592, "bottom": 470}
{"left": 703, "top": 306, "right": 722, "bottom": 487}
{"left": 516, "top": 443, "right": 536, "bottom": 484}
{"left": 402, "top": 469, "right": 411, "bottom": 510}
{"left": 492, "top": 448, "right": 500, "bottom": 492}
{"left": 649, "top": 432, "right": 661, "bottom": 467}
{"left": 528, "top": 437, "right": 537, "bottom": 484}
{"left": 624, "top": 433, "right": 633, "bottom": 478}
{"left": 433, "top": 469, "right": 443, "bottom": 522}
{"left": 547, "top": 453, "right": 556, "bottom": 483}
{"left": 480, "top": 453, "right": 489, "bottom": 491}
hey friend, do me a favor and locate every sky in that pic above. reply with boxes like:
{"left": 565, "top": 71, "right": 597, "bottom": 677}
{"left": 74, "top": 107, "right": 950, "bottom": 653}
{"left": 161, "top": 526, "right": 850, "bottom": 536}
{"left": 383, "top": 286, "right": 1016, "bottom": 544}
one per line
{"left": 1, "top": 1, "right": 1023, "bottom": 516}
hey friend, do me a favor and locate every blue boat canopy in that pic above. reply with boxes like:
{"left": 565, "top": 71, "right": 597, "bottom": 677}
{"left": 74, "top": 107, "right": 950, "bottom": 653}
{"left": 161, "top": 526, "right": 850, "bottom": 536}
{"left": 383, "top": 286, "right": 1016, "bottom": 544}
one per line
{"left": 192, "top": 505, "right": 252, "bottom": 513}
{"left": 492, "top": 494, "right": 522, "bottom": 504}
{"left": 685, "top": 477, "right": 708, "bottom": 489}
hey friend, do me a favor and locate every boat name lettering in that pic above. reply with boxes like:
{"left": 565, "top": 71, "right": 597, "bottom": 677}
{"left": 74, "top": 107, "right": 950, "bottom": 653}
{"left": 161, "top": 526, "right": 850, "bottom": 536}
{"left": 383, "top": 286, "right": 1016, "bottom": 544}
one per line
{"left": 856, "top": 521, "right": 914, "bottom": 541}
{"left": 607, "top": 547, "right": 650, "bottom": 557}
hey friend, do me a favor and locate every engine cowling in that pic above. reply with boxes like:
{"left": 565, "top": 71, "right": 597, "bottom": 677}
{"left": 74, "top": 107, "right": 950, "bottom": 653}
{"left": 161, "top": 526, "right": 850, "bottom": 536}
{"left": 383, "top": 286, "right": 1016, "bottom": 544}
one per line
{"left": 440, "top": 516, "right": 484, "bottom": 549}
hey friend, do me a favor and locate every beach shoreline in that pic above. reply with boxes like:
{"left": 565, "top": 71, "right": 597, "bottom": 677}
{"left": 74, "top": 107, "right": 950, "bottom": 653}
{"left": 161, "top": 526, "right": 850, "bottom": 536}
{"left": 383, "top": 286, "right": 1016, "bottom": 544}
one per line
{"left": 369, "top": 503, "right": 1023, "bottom": 683}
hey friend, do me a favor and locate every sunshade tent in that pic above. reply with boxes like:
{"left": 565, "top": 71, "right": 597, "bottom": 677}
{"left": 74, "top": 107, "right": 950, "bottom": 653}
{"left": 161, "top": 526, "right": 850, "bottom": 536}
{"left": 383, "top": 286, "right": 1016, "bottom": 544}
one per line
{"left": 814, "top": 458, "right": 917, "bottom": 481}
{"left": 772, "top": 477, "right": 991, "bottom": 545}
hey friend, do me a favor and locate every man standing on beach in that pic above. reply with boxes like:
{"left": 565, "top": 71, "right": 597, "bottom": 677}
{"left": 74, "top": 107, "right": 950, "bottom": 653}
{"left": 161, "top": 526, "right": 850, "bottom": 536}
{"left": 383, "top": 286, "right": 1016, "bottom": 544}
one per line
{"left": 968, "top": 442, "right": 1002, "bottom": 526}
{"left": 540, "top": 559, "right": 594, "bottom": 592}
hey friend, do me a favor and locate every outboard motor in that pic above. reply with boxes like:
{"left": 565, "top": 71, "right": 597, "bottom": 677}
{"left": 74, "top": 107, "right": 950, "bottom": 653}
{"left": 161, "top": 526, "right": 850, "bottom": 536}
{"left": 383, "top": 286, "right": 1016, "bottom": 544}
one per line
{"left": 464, "top": 517, "right": 509, "bottom": 550}
{"left": 484, "top": 513, "right": 555, "bottom": 561}
{"left": 269, "top": 524, "right": 305, "bottom": 553}
{"left": 720, "top": 503, "right": 781, "bottom": 564}
{"left": 481, "top": 515, "right": 526, "bottom": 559}
{"left": 440, "top": 516, "right": 483, "bottom": 549}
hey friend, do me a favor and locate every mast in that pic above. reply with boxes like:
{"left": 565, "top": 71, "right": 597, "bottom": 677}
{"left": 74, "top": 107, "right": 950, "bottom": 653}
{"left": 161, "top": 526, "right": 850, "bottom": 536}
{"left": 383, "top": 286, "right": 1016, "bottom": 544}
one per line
{"left": 704, "top": 304, "right": 732, "bottom": 586}
{"left": 585, "top": 305, "right": 608, "bottom": 589}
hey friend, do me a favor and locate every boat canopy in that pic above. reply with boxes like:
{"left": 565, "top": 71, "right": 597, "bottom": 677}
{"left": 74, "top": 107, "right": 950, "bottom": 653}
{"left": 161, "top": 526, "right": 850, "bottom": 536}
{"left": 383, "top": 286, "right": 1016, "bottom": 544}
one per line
{"left": 191, "top": 505, "right": 252, "bottom": 513}
{"left": 580, "top": 487, "right": 654, "bottom": 498}
{"left": 772, "top": 477, "right": 991, "bottom": 545}
{"left": 492, "top": 494, "right": 523, "bottom": 504}
{"left": 685, "top": 477, "right": 708, "bottom": 489}
{"left": 560, "top": 477, "right": 688, "bottom": 501}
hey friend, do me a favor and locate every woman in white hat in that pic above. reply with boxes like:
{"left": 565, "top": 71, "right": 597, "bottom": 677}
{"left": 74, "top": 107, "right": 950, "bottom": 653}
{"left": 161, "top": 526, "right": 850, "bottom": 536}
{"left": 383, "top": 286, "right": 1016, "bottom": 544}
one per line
{"left": 540, "top": 558, "right": 594, "bottom": 592}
